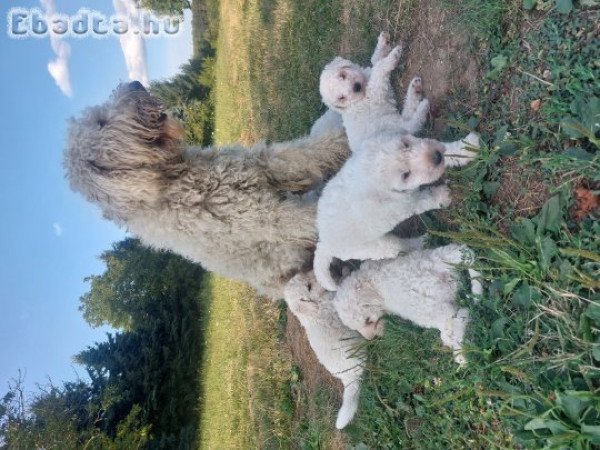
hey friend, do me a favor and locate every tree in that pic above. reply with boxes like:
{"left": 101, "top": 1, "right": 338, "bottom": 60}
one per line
{"left": 139, "top": 0, "right": 191, "bottom": 17}
{"left": 2, "top": 239, "right": 207, "bottom": 448}
{"left": 79, "top": 238, "right": 205, "bottom": 330}
{"left": 150, "top": 55, "right": 216, "bottom": 146}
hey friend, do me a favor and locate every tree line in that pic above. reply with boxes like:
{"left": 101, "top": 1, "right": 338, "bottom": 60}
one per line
{"left": 1, "top": 239, "right": 208, "bottom": 449}
{"left": 0, "top": 2, "right": 218, "bottom": 446}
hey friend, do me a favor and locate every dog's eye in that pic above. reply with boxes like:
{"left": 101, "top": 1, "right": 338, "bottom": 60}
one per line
{"left": 365, "top": 317, "right": 375, "bottom": 325}
{"left": 402, "top": 171, "right": 411, "bottom": 180}
{"left": 307, "top": 282, "right": 312, "bottom": 292}
{"left": 97, "top": 119, "right": 107, "bottom": 129}
{"left": 339, "top": 73, "right": 346, "bottom": 80}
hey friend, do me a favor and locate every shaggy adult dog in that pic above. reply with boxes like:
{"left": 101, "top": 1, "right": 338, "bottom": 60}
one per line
{"left": 64, "top": 81, "right": 350, "bottom": 299}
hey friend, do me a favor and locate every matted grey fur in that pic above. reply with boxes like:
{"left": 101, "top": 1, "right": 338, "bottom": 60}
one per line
{"left": 64, "top": 82, "right": 350, "bottom": 299}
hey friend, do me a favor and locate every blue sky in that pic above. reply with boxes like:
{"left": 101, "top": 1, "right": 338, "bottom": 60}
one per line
{"left": 0, "top": 0, "right": 193, "bottom": 395}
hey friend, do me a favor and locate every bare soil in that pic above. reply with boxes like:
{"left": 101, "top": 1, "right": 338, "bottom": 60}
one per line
{"left": 396, "top": 0, "right": 481, "bottom": 133}
{"left": 491, "top": 156, "right": 551, "bottom": 233}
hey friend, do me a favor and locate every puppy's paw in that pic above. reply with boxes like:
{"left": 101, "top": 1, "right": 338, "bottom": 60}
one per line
{"left": 409, "top": 76, "right": 423, "bottom": 95}
{"left": 388, "top": 45, "right": 403, "bottom": 63}
{"left": 453, "top": 352, "right": 467, "bottom": 366}
{"left": 371, "top": 32, "right": 392, "bottom": 65}
{"left": 434, "top": 184, "right": 452, "bottom": 208}
{"left": 463, "top": 132, "right": 480, "bottom": 150}
{"left": 378, "top": 31, "right": 391, "bottom": 47}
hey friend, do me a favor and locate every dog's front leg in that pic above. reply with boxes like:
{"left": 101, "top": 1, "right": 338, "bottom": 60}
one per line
{"left": 367, "top": 45, "right": 402, "bottom": 103}
{"left": 442, "top": 132, "right": 480, "bottom": 167}
{"left": 399, "top": 76, "right": 430, "bottom": 134}
{"left": 370, "top": 31, "right": 392, "bottom": 65}
{"left": 262, "top": 133, "right": 351, "bottom": 192}
{"left": 340, "top": 235, "right": 423, "bottom": 261}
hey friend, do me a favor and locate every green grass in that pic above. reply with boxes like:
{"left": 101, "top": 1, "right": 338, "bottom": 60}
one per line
{"left": 199, "top": 0, "right": 600, "bottom": 448}
{"left": 198, "top": 275, "right": 296, "bottom": 449}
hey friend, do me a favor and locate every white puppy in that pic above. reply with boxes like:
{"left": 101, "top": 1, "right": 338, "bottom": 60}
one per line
{"left": 319, "top": 33, "right": 480, "bottom": 164}
{"left": 333, "top": 244, "right": 483, "bottom": 365}
{"left": 314, "top": 133, "right": 454, "bottom": 291}
{"left": 284, "top": 272, "right": 364, "bottom": 429}
{"left": 319, "top": 33, "right": 430, "bottom": 150}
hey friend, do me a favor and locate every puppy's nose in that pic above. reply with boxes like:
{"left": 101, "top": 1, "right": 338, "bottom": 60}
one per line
{"left": 353, "top": 82, "right": 362, "bottom": 93}
{"left": 128, "top": 81, "right": 147, "bottom": 92}
{"left": 432, "top": 150, "right": 443, "bottom": 166}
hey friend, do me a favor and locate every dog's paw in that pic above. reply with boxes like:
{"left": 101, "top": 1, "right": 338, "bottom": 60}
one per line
{"left": 409, "top": 76, "right": 423, "bottom": 95}
{"left": 388, "top": 45, "right": 403, "bottom": 63}
{"left": 378, "top": 31, "right": 390, "bottom": 45}
{"left": 453, "top": 352, "right": 467, "bottom": 366}
{"left": 434, "top": 184, "right": 452, "bottom": 208}
{"left": 371, "top": 32, "right": 392, "bottom": 65}
{"left": 463, "top": 132, "right": 480, "bottom": 150}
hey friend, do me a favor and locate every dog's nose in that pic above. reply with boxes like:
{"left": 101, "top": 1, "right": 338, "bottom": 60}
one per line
{"left": 128, "top": 81, "right": 147, "bottom": 92}
{"left": 353, "top": 82, "right": 362, "bottom": 93}
{"left": 432, "top": 150, "right": 443, "bottom": 166}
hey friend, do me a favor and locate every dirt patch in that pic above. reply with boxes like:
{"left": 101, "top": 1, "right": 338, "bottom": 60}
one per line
{"left": 336, "top": 0, "right": 482, "bottom": 133}
{"left": 491, "top": 156, "right": 551, "bottom": 233}
{"left": 396, "top": 0, "right": 481, "bottom": 133}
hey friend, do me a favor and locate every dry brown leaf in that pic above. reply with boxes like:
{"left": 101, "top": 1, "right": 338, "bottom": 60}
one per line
{"left": 573, "top": 187, "right": 600, "bottom": 221}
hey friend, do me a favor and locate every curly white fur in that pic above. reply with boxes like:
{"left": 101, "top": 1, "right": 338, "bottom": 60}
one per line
{"left": 284, "top": 272, "right": 364, "bottom": 429}
{"left": 319, "top": 33, "right": 430, "bottom": 151}
{"left": 314, "top": 132, "right": 454, "bottom": 291}
{"left": 333, "top": 244, "right": 482, "bottom": 365}
{"left": 319, "top": 32, "right": 480, "bottom": 162}
{"left": 65, "top": 82, "right": 350, "bottom": 299}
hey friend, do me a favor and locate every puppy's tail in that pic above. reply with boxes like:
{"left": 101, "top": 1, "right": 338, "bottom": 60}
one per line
{"left": 314, "top": 246, "right": 338, "bottom": 291}
{"left": 336, "top": 381, "right": 360, "bottom": 429}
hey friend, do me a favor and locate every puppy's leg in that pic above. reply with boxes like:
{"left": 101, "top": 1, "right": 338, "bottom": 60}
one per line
{"left": 403, "top": 185, "right": 452, "bottom": 218}
{"left": 442, "top": 132, "right": 480, "bottom": 167}
{"left": 341, "top": 235, "right": 423, "bottom": 261}
{"left": 401, "top": 77, "right": 425, "bottom": 117}
{"left": 400, "top": 99, "right": 430, "bottom": 134}
{"left": 370, "top": 31, "right": 392, "bottom": 65}
{"left": 367, "top": 45, "right": 402, "bottom": 101}
{"left": 450, "top": 308, "right": 469, "bottom": 365}
{"left": 336, "top": 379, "right": 361, "bottom": 429}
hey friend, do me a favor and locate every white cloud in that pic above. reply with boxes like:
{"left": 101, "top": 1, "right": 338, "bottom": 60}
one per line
{"left": 113, "top": 0, "right": 150, "bottom": 86}
{"left": 52, "top": 222, "right": 63, "bottom": 237}
{"left": 40, "top": 0, "right": 73, "bottom": 97}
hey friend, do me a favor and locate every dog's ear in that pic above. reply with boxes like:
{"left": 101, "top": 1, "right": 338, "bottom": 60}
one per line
{"left": 161, "top": 117, "right": 185, "bottom": 144}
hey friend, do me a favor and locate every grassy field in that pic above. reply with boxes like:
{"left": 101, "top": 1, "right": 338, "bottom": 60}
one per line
{"left": 198, "top": 275, "right": 296, "bottom": 449}
{"left": 199, "top": 0, "right": 600, "bottom": 448}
